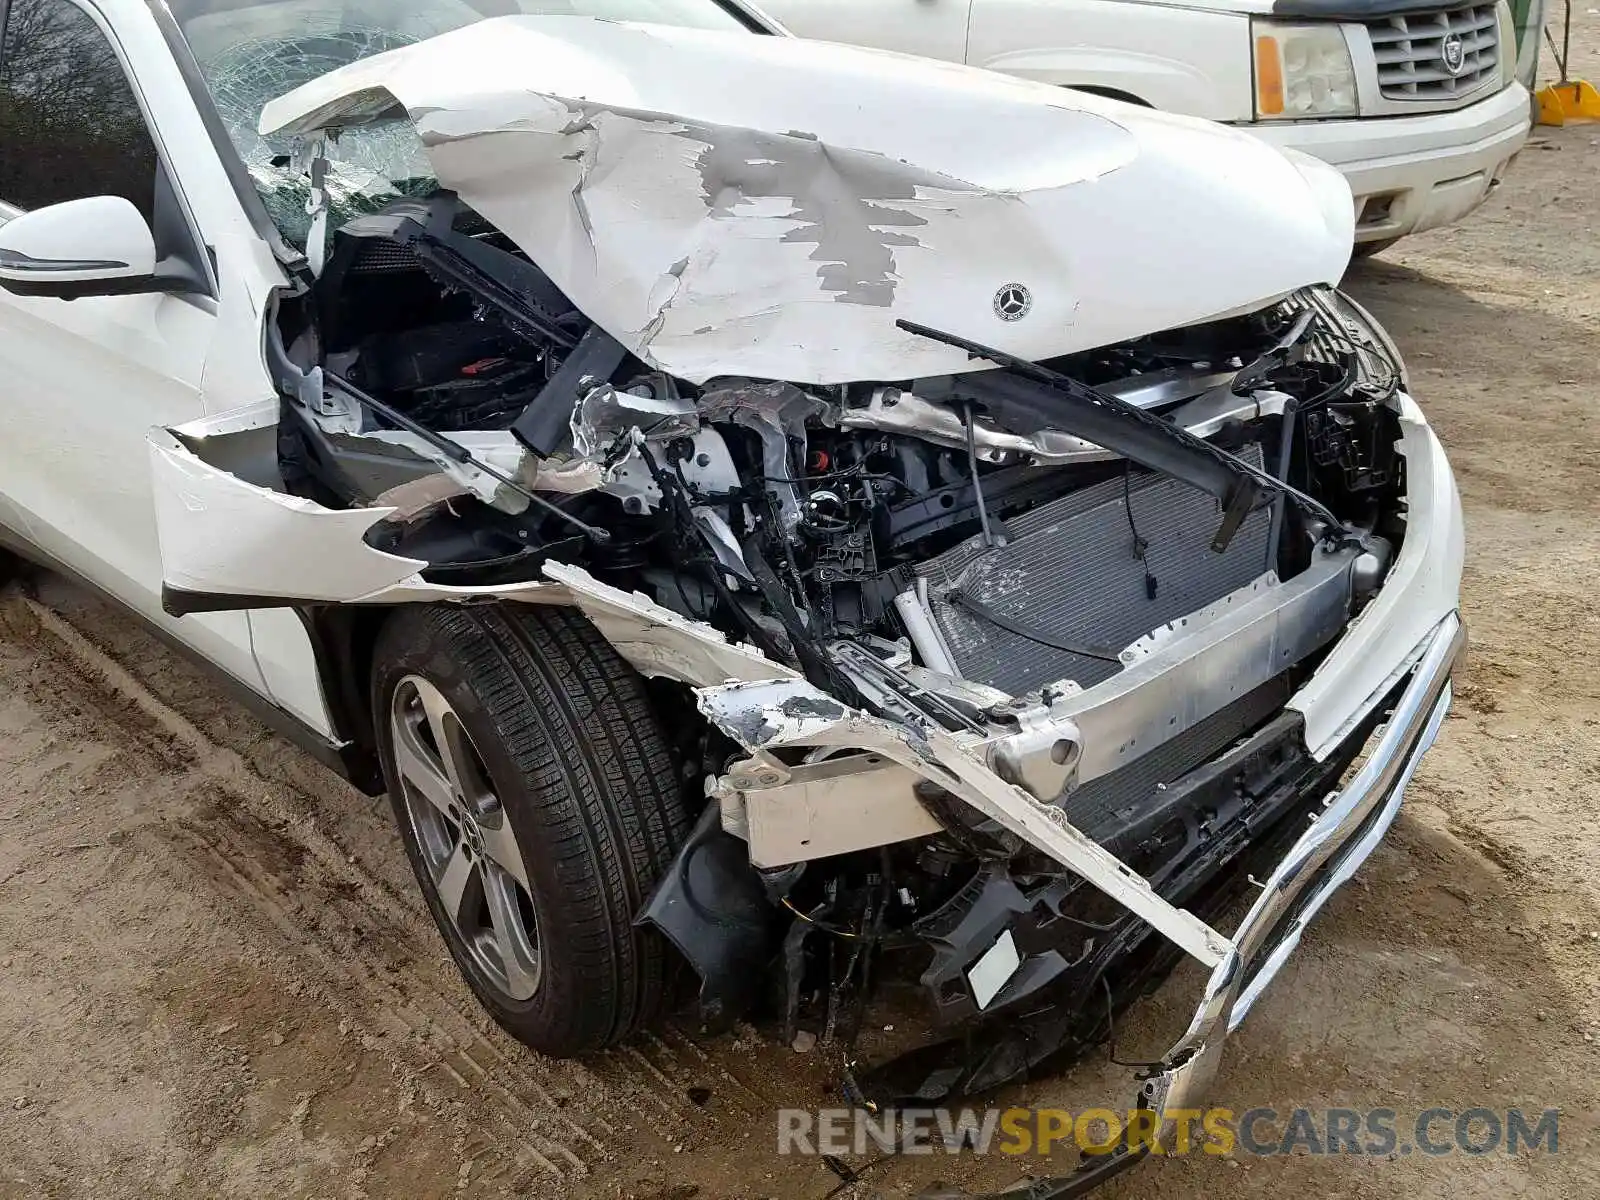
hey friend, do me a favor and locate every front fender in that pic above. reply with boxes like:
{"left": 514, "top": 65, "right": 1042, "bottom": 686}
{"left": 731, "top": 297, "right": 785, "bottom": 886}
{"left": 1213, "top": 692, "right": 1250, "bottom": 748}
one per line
{"left": 970, "top": 4, "right": 1253, "bottom": 120}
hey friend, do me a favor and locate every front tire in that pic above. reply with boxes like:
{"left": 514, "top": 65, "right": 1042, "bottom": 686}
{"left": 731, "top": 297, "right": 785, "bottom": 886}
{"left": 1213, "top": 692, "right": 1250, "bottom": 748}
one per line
{"left": 372, "top": 603, "right": 690, "bottom": 1055}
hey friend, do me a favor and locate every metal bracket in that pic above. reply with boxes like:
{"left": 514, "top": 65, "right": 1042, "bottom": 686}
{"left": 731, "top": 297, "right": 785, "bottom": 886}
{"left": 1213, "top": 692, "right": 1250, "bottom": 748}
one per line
{"left": 295, "top": 133, "right": 331, "bottom": 277}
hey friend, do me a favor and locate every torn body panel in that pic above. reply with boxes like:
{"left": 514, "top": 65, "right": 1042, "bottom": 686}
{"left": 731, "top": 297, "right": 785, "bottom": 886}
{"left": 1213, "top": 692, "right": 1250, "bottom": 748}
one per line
{"left": 153, "top": 265, "right": 1462, "bottom": 1200}
{"left": 542, "top": 560, "right": 798, "bottom": 685}
{"left": 258, "top": 16, "right": 1354, "bottom": 385}
{"left": 519, "top": 345, "right": 1458, "bottom": 1136}
{"left": 149, "top": 406, "right": 567, "bottom": 608}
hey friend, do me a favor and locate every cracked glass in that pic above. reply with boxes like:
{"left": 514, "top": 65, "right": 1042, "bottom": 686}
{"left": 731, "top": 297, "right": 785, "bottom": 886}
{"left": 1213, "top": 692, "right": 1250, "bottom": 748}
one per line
{"left": 171, "top": 0, "right": 750, "bottom": 249}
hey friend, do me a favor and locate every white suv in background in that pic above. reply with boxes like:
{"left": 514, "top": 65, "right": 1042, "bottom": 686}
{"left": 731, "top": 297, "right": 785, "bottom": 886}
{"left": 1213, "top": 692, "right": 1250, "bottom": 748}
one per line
{"left": 761, "top": 0, "right": 1535, "bottom": 251}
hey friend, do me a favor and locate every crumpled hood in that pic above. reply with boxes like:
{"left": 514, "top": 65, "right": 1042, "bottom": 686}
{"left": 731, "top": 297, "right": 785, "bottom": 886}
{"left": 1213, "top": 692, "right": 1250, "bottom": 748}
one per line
{"left": 260, "top": 16, "right": 1353, "bottom": 385}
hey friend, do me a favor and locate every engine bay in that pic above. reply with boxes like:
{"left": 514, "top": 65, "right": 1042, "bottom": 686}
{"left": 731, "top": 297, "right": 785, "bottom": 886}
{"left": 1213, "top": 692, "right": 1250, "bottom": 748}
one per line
{"left": 209, "top": 186, "right": 1425, "bottom": 1105}
{"left": 273, "top": 192, "right": 1406, "bottom": 712}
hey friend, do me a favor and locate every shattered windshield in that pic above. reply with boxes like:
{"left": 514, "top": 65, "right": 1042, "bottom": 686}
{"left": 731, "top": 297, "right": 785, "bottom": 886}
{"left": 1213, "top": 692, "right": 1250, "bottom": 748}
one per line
{"left": 171, "top": 0, "right": 751, "bottom": 248}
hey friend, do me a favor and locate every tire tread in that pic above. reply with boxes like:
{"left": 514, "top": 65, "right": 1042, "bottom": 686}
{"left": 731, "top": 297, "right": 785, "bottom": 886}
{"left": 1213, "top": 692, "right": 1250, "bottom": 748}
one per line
{"left": 374, "top": 602, "right": 687, "bottom": 1053}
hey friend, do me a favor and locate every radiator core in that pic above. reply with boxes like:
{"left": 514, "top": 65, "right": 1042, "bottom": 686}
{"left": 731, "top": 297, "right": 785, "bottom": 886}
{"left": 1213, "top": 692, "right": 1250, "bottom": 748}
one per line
{"left": 916, "top": 448, "right": 1274, "bottom": 697}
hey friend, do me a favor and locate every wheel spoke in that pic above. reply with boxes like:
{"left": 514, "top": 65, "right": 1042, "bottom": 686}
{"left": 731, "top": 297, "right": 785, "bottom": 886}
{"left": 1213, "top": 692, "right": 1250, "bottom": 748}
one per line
{"left": 413, "top": 678, "right": 475, "bottom": 801}
{"left": 478, "top": 817, "right": 530, "bottom": 890}
{"left": 482, "top": 862, "right": 540, "bottom": 1000}
{"left": 433, "top": 841, "right": 479, "bottom": 931}
{"left": 391, "top": 674, "right": 539, "bottom": 1001}
{"left": 391, "top": 710, "right": 456, "bottom": 816}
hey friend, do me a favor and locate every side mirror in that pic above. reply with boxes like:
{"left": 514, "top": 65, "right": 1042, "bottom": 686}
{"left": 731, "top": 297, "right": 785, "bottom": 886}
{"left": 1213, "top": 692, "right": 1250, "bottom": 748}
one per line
{"left": 0, "top": 195, "right": 162, "bottom": 299}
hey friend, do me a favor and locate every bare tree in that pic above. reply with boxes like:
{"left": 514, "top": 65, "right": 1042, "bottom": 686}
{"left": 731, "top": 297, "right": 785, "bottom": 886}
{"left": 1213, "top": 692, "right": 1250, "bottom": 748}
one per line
{"left": 0, "top": 0, "right": 155, "bottom": 216}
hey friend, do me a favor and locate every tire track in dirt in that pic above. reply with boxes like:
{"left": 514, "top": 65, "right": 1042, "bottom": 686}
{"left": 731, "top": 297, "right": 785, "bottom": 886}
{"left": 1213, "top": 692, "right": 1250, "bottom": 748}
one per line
{"left": 5, "top": 588, "right": 778, "bottom": 1192}
{"left": 150, "top": 795, "right": 580, "bottom": 1184}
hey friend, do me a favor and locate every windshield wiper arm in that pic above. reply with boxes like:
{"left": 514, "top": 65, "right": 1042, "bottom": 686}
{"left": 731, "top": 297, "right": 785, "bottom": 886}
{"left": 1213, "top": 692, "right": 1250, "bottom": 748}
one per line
{"left": 895, "top": 318, "right": 1350, "bottom": 546}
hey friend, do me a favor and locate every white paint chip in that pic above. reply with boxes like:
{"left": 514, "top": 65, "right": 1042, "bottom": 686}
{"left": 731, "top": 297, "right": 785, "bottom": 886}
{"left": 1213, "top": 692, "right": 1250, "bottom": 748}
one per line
{"left": 968, "top": 928, "right": 1021, "bottom": 1010}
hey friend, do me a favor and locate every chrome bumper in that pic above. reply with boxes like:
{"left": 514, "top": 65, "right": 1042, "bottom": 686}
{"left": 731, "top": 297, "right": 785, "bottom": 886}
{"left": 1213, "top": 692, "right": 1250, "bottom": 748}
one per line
{"left": 1149, "top": 610, "right": 1462, "bottom": 1106}
{"left": 939, "top": 610, "right": 1464, "bottom": 1199}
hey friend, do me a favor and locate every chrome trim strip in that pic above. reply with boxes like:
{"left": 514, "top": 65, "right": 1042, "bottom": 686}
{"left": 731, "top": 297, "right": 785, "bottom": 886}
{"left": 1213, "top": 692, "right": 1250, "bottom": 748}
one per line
{"left": 1141, "top": 610, "right": 1464, "bottom": 1127}
{"left": 1231, "top": 677, "right": 1449, "bottom": 1024}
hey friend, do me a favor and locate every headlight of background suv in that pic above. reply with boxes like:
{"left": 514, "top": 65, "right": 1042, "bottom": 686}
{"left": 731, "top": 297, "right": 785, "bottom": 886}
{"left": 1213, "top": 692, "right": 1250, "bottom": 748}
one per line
{"left": 1252, "top": 20, "right": 1359, "bottom": 119}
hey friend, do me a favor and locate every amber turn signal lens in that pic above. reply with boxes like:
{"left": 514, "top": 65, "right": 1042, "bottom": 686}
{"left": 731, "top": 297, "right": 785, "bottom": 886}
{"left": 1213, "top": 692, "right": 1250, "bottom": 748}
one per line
{"left": 1255, "top": 35, "right": 1285, "bottom": 116}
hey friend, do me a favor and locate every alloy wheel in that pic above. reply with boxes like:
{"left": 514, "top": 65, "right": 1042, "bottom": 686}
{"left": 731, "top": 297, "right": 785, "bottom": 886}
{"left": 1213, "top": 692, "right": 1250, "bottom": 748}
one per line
{"left": 390, "top": 675, "right": 541, "bottom": 1000}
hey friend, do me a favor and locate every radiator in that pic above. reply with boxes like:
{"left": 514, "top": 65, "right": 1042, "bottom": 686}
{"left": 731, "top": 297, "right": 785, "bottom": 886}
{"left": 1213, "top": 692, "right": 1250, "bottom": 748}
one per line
{"left": 916, "top": 448, "right": 1273, "bottom": 697}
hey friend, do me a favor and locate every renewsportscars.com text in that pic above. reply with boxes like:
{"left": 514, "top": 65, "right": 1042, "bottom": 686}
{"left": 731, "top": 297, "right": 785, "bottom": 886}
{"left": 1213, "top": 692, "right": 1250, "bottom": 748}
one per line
{"left": 777, "top": 1106, "right": 1561, "bottom": 1158}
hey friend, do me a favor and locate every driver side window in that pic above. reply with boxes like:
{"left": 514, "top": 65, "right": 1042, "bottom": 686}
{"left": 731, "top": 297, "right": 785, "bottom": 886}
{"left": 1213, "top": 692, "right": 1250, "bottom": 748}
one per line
{"left": 0, "top": 0, "right": 158, "bottom": 220}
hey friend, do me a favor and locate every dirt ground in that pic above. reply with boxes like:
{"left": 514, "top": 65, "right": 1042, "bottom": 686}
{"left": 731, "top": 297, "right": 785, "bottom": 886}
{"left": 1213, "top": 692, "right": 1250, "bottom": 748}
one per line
{"left": 4, "top": 20, "right": 1600, "bottom": 1200}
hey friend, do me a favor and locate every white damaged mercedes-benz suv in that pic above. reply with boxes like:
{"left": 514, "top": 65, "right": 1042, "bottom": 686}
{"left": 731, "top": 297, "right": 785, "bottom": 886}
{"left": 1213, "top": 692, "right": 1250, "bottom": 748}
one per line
{"left": 0, "top": 1, "right": 1462, "bottom": 1193}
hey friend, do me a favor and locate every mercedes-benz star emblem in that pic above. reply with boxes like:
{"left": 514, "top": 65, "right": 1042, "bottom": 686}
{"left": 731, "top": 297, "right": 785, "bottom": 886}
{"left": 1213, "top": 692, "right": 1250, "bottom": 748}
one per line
{"left": 1440, "top": 31, "right": 1466, "bottom": 76}
{"left": 993, "top": 283, "right": 1033, "bottom": 322}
